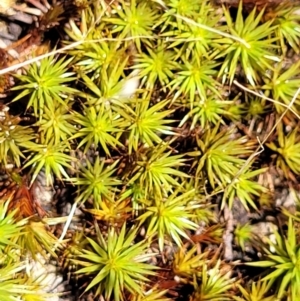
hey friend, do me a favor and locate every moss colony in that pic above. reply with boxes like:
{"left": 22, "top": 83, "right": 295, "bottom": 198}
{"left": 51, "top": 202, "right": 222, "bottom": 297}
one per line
{"left": 1, "top": 0, "right": 300, "bottom": 300}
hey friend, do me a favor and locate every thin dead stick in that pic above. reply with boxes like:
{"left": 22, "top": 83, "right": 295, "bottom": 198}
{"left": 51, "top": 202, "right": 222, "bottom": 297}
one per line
{"left": 174, "top": 14, "right": 250, "bottom": 48}
{"left": 0, "top": 41, "right": 82, "bottom": 75}
{"left": 93, "top": 0, "right": 117, "bottom": 26}
{"left": 0, "top": 36, "right": 153, "bottom": 75}
{"left": 52, "top": 201, "right": 77, "bottom": 252}
{"left": 233, "top": 80, "right": 300, "bottom": 120}
{"left": 229, "top": 86, "right": 300, "bottom": 182}
{"left": 262, "top": 87, "right": 300, "bottom": 143}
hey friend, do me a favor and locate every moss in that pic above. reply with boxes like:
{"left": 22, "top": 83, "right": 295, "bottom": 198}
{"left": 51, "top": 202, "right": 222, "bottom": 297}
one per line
{"left": 1, "top": 0, "right": 300, "bottom": 300}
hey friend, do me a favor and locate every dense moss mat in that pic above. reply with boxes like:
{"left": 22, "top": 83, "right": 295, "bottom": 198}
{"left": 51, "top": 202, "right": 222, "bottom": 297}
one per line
{"left": 1, "top": 0, "right": 300, "bottom": 300}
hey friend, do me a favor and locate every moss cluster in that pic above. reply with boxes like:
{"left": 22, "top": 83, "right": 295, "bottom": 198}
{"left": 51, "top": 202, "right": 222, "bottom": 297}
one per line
{"left": 1, "top": 0, "right": 300, "bottom": 300}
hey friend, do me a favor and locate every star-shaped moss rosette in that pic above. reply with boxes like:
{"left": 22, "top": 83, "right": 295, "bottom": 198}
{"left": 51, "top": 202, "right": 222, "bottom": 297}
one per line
{"left": 0, "top": 108, "right": 37, "bottom": 167}
{"left": 11, "top": 55, "right": 77, "bottom": 120}
{"left": 246, "top": 217, "right": 300, "bottom": 300}
{"left": 73, "top": 223, "right": 157, "bottom": 301}
{"left": 215, "top": 1, "right": 278, "bottom": 85}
